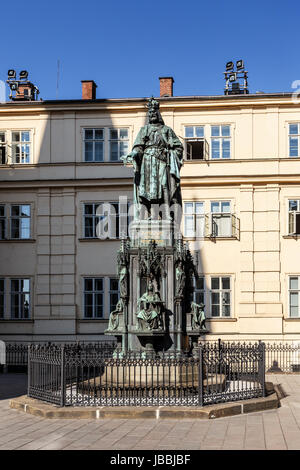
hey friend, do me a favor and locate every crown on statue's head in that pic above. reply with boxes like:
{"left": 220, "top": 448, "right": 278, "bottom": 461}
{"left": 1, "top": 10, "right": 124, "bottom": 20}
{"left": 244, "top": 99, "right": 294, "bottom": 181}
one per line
{"left": 147, "top": 97, "right": 160, "bottom": 110}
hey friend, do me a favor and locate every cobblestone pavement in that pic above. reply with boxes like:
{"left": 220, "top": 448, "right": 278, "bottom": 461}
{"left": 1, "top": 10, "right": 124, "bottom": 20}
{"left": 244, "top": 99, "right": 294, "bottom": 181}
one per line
{"left": 1, "top": 373, "right": 300, "bottom": 450}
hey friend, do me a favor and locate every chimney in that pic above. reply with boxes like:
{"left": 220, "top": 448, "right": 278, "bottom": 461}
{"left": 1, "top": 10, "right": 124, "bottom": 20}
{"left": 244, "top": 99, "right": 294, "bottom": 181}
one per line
{"left": 159, "top": 77, "right": 174, "bottom": 97}
{"left": 81, "top": 80, "right": 97, "bottom": 100}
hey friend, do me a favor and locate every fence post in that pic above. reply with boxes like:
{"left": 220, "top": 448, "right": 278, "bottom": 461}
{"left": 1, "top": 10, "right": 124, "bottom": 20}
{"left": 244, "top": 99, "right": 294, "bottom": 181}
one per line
{"left": 27, "top": 344, "right": 31, "bottom": 397}
{"left": 198, "top": 345, "right": 204, "bottom": 406}
{"left": 60, "top": 345, "right": 66, "bottom": 407}
{"left": 259, "top": 341, "right": 266, "bottom": 397}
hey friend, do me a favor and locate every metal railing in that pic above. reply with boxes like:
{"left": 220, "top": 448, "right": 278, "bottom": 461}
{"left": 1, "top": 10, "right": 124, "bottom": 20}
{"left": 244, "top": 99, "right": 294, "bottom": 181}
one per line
{"left": 1, "top": 341, "right": 116, "bottom": 372}
{"left": 202, "top": 340, "right": 300, "bottom": 374}
{"left": 27, "top": 342, "right": 265, "bottom": 407}
{"left": 3, "top": 340, "right": 300, "bottom": 374}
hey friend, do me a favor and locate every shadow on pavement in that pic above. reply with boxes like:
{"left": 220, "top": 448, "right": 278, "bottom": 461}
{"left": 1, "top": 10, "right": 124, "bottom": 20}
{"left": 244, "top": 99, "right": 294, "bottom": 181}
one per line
{"left": 0, "top": 373, "right": 27, "bottom": 400}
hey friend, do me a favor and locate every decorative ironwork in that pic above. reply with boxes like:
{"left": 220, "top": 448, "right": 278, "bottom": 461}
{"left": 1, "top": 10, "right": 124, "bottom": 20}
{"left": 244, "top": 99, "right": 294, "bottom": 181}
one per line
{"left": 28, "top": 342, "right": 265, "bottom": 407}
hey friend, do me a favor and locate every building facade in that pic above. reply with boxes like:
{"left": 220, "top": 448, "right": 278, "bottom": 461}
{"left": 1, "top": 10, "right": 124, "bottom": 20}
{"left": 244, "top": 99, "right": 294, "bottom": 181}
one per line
{"left": 1, "top": 78, "right": 300, "bottom": 343}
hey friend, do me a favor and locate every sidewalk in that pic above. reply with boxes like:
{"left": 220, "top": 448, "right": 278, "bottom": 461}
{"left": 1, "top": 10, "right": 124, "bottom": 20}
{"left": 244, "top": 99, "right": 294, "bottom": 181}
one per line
{"left": 1, "top": 373, "right": 300, "bottom": 450}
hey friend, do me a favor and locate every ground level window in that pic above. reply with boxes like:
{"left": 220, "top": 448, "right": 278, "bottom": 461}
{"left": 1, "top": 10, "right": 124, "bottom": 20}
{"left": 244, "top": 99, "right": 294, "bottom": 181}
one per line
{"left": 84, "top": 278, "right": 104, "bottom": 318}
{"left": 10, "top": 279, "right": 30, "bottom": 319}
{"left": 109, "top": 278, "right": 119, "bottom": 312}
{"left": 289, "top": 276, "right": 300, "bottom": 317}
{"left": 211, "top": 276, "right": 231, "bottom": 317}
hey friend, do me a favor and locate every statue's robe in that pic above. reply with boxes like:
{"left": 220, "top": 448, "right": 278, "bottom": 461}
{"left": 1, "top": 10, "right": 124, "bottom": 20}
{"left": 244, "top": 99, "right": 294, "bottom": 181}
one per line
{"left": 132, "top": 123, "right": 183, "bottom": 205}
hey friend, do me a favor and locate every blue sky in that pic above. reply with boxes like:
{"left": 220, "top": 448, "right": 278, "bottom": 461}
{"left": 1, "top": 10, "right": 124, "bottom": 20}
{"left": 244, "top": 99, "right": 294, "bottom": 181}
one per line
{"left": 1, "top": 0, "right": 300, "bottom": 100}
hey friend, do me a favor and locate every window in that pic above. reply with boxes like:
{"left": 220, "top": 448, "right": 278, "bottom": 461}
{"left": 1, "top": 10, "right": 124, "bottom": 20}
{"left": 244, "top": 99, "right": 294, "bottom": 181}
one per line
{"left": 109, "top": 128, "right": 129, "bottom": 161}
{"left": 0, "top": 132, "right": 7, "bottom": 164}
{"left": 211, "top": 125, "right": 231, "bottom": 159}
{"left": 11, "top": 131, "right": 31, "bottom": 164}
{"left": 192, "top": 276, "right": 205, "bottom": 305}
{"left": 184, "top": 126, "right": 206, "bottom": 160}
{"left": 83, "top": 128, "right": 104, "bottom": 162}
{"left": 84, "top": 202, "right": 130, "bottom": 239}
{"left": 109, "top": 278, "right": 119, "bottom": 312}
{"left": 0, "top": 205, "right": 6, "bottom": 239}
{"left": 288, "top": 200, "right": 300, "bottom": 235}
{"left": 84, "top": 278, "right": 104, "bottom": 318}
{"left": 211, "top": 201, "right": 232, "bottom": 237}
{"left": 289, "top": 124, "right": 300, "bottom": 157}
{"left": 10, "top": 279, "right": 30, "bottom": 319}
{"left": 0, "top": 279, "right": 4, "bottom": 318}
{"left": 184, "top": 202, "right": 204, "bottom": 237}
{"left": 211, "top": 277, "right": 231, "bottom": 317}
{"left": 289, "top": 276, "right": 300, "bottom": 317}
{"left": 10, "top": 205, "right": 31, "bottom": 239}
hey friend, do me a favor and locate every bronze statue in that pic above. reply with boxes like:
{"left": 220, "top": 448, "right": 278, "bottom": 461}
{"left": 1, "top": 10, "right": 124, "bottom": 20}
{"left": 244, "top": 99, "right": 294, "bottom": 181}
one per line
{"left": 107, "top": 298, "right": 124, "bottom": 331}
{"left": 121, "top": 98, "right": 183, "bottom": 219}
{"left": 175, "top": 260, "right": 186, "bottom": 297}
{"left": 136, "top": 281, "right": 164, "bottom": 331}
{"left": 191, "top": 302, "right": 206, "bottom": 331}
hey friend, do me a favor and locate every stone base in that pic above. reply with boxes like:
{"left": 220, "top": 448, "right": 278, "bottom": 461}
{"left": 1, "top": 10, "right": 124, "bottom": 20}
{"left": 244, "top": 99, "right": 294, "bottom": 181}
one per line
{"left": 79, "top": 366, "right": 225, "bottom": 390}
{"left": 10, "top": 383, "right": 280, "bottom": 419}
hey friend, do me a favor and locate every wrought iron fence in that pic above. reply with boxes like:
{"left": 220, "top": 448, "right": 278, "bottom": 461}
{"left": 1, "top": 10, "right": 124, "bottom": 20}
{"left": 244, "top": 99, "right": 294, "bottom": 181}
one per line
{"left": 0, "top": 341, "right": 116, "bottom": 372}
{"left": 28, "top": 342, "right": 265, "bottom": 407}
{"left": 202, "top": 340, "right": 300, "bottom": 374}
{"left": 3, "top": 340, "right": 300, "bottom": 374}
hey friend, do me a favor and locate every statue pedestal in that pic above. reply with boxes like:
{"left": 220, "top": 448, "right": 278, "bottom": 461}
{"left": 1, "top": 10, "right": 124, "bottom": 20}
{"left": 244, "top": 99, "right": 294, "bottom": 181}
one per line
{"left": 133, "top": 330, "right": 166, "bottom": 358}
{"left": 129, "top": 220, "right": 174, "bottom": 247}
{"left": 187, "top": 329, "right": 209, "bottom": 357}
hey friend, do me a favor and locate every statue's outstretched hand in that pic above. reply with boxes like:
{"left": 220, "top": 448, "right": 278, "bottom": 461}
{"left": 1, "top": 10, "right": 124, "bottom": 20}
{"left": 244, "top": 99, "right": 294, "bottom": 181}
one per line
{"left": 120, "top": 154, "right": 133, "bottom": 165}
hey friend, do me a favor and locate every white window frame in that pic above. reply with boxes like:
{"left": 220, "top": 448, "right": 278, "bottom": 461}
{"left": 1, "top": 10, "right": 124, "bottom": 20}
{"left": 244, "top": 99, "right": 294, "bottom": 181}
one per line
{"left": 83, "top": 201, "right": 130, "bottom": 239}
{"left": 288, "top": 123, "right": 300, "bottom": 158}
{"left": 288, "top": 199, "right": 300, "bottom": 235}
{"left": 183, "top": 126, "right": 207, "bottom": 160}
{"left": 210, "top": 276, "right": 231, "bottom": 318}
{"left": 210, "top": 125, "right": 231, "bottom": 159}
{"left": 109, "top": 128, "right": 129, "bottom": 162}
{"left": 192, "top": 276, "right": 206, "bottom": 308}
{"left": 83, "top": 128, "right": 104, "bottom": 162}
{"left": 210, "top": 200, "right": 232, "bottom": 237}
{"left": 11, "top": 130, "right": 32, "bottom": 164}
{"left": 183, "top": 202, "right": 205, "bottom": 238}
{"left": 288, "top": 276, "right": 300, "bottom": 318}
{"left": 10, "top": 278, "right": 30, "bottom": 319}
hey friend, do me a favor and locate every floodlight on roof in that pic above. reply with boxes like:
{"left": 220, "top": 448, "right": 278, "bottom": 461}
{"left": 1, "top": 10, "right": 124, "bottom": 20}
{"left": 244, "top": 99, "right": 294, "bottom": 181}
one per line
{"left": 10, "top": 82, "right": 18, "bottom": 91}
{"left": 226, "top": 61, "right": 234, "bottom": 71}
{"left": 19, "top": 70, "right": 28, "bottom": 80}
{"left": 7, "top": 69, "right": 16, "bottom": 79}
{"left": 236, "top": 60, "right": 244, "bottom": 70}
{"left": 229, "top": 73, "right": 236, "bottom": 82}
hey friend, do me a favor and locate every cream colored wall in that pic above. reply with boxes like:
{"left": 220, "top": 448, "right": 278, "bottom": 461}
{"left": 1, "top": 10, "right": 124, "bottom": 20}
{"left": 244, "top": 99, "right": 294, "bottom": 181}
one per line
{"left": 1, "top": 96, "right": 300, "bottom": 341}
